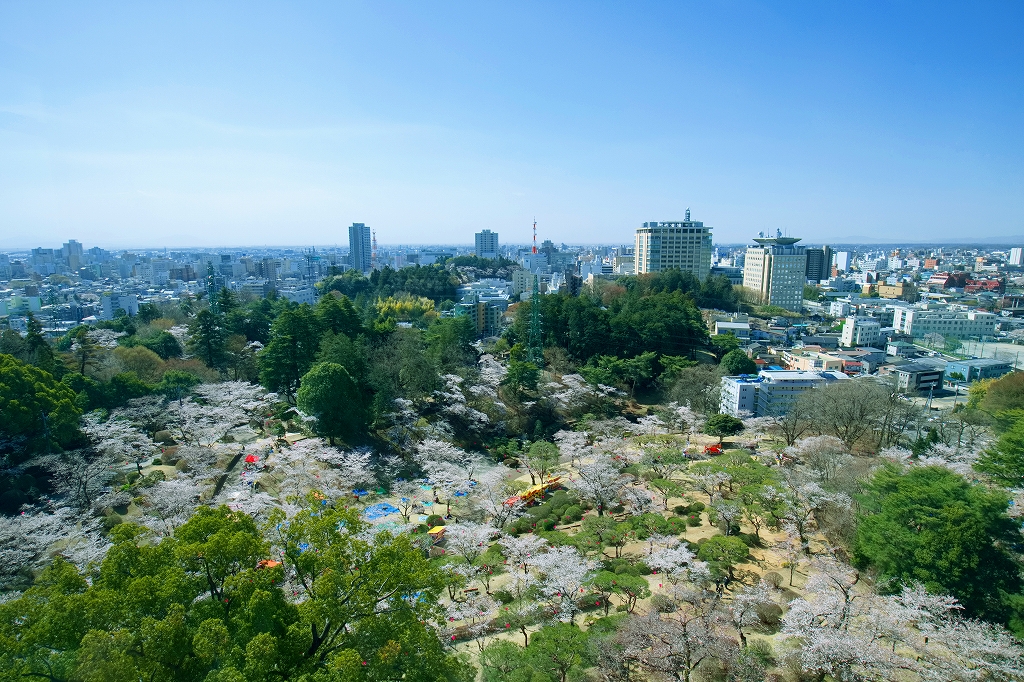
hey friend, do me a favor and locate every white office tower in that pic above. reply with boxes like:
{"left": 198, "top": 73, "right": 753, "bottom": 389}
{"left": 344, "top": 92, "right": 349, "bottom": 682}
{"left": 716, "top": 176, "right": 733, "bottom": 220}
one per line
{"left": 634, "top": 208, "right": 713, "bottom": 279}
{"left": 835, "top": 251, "right": 852, "bottom": 272}
{"left": 348, "top": 223, "right": 372, "bottom": 273}
{"left": 475, "top": 229, "right": 499, "bottom": 259}
{"left": 742, "top": 231, "right": 807, "bottom": 312}
{"left": 1010, "top": 247, "right": 1023, "bottom": 266}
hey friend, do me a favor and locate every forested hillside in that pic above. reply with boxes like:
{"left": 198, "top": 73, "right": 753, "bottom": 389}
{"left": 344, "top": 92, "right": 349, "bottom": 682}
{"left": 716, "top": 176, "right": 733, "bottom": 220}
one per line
{"left": 2, "top": 266, "right": 1023, "bottom": 681}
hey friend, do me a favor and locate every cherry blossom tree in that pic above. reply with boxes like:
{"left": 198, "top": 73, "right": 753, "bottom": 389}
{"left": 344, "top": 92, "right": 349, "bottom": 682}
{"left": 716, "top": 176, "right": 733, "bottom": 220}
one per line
{"left": 553, "top": 429, "right": 590, "bottom": 468}
{"left": 567, "top": 457, "right": 627, "bottom": 516}
{"left": 470, "top": 467, "right": 524, "bottom": 529}
{"left": 82, "top": 412, "right": 158, "bottom": 475}
{"left": 499, "top": 534, "right": 547, "bottom": 576}
{"left": 729, "top": 580, "right": 776, "bottom": 647}
{"left": 533, "top": 545, "right": 597, "bottom": 623}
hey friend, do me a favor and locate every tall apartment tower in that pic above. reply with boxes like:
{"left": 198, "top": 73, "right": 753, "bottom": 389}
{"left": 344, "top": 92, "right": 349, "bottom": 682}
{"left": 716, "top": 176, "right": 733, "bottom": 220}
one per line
{"left": 348, "top": 223, "right": 372, "bottom": 273}
{"left": 634, "top": 208, "right": 712, "bottom": 279}
{"left": 742, "top": 231, "right": 807, "bottom": 312}
{"left": 1010, "top": 247, "right": 1023, "bottom": 267}
{"left": 804, "top": 245, "right": 833, "bottom": 283}
{"left": 475, "top": 229, "right": 499, "bottom": 259}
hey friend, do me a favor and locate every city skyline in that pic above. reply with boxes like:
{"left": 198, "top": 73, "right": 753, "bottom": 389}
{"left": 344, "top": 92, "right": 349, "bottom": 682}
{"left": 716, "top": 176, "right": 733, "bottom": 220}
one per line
{"left": 2, "top": 3, "right": 1022, "bottom": 247}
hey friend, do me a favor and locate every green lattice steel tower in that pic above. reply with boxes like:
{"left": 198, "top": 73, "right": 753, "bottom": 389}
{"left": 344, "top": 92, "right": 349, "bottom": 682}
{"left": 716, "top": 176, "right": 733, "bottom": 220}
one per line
{"left": 528, "top": 276, "right": 543, "bottom": 367}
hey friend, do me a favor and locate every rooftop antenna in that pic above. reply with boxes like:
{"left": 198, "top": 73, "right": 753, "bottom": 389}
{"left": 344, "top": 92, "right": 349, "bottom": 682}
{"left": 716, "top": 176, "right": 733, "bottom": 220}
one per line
{"left": 532, "top": 218, "right": 538, "bottom": 254}
{"left": 685, "top": 207, "right": 690, "bottom": 222}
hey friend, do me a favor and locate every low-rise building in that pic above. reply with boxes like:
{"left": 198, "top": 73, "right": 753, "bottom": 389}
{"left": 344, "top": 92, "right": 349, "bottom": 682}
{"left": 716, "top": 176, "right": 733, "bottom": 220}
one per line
{"left": 945, "top": 358, "right": 1014, "bottom": 383}
{"left": 893, "top": 362, "right": 944, "bottom": 394}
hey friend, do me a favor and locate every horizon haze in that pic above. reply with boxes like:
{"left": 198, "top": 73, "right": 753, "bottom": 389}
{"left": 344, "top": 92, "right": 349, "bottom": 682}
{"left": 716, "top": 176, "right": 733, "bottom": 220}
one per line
{"left": 2, "top": 2, "right": 1022, "bottom": 248}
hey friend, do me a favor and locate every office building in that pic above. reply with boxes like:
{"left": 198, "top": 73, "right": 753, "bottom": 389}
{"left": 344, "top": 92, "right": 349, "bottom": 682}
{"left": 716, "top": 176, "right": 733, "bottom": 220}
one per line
{"left": 720, "top": 369, "right": 848, "bottom": 417}
{"left": 634, "top": 208, "right": 712, "bottom": 279}
{"left": 742, "top": 231, "right": 807, "bottom": 312}
{"left": 892, "top": 308, "right": 998, "bottom": 339}
{"left": 835, "top": 251, "right": 852, "bottom": 272}
{"left": 475, "top": 229, "right": 499, "bottom": 259}
{"left": 100, "top": 292, "right": 139, "bottom": 320}
{"left": 348, "top": 223, "right": 372, "bottom": 273}
{"left": 1010, "top": 247, "right": 1024, "bottom": 267}
{"left": 805, "top": 245, "right": 833, "bottom": 283}
{"left": 841, "top": 316, "right": 882, "bottom": 348}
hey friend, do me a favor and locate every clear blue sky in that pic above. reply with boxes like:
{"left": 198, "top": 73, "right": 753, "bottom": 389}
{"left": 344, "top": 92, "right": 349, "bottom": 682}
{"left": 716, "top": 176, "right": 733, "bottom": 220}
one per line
{"left": 1, "top": 1, "right": 1022, "bottom": 248}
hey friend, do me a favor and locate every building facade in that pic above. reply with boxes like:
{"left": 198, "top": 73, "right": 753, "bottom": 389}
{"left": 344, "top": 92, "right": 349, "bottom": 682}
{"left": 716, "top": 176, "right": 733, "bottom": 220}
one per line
{"left": 720, "top": 369, "right": 848, "bottom": 417}
{"left": 892, "top": 308, "right": 998, "bottom": 339}
{"left": 348, "top": 223, "right": 372, "bottom": 273}
{"left": 742, "top": 232, "right": 807, "bottom": 312}
{"left": 475, "top": 230, "right": 499, "bottom": 259}
{"left": 1010, "top": 247, "right": 1023, "bottom": 267}
{"left": 634, "top": 209, "right": 712, "bottom": 279}
{"left": 945, "top": 358, "right": 1014, "bottom": 383}
{"left": 841, "top": 316, "right": 882, "bottom": 348}
{"left": 805, "top": 245, "right": 833, "bottom": 283}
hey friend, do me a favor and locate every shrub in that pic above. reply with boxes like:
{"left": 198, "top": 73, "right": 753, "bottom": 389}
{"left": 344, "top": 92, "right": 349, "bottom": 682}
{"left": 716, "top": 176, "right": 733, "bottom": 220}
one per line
{"left": 151, "top": 458, "right": 162, "bottom": 466}
{"left": 493, "top": 590, "right": 514, "bottom": 604}
{"left": 673, "top": 504, "right": 691, "bottom": 515}
{"left": 426, "top": 514, "right": 444, "bottom": 527}
{"left": 610, "top": 504, "right": 625, "bottom": 514}
{"left": 686, "top": 514, "right": 702, "bottom": 527}
{"left": 763, "top": 572, "right": 784, "bottom": 588}
{"left": 651, "top": 594, "right": 676, "bottom": 613}
{"left": 563, "top": 505, "right": 583, "bottom": 522}
{"left": 689, "top": 501, "right": 705, "bottom": 512}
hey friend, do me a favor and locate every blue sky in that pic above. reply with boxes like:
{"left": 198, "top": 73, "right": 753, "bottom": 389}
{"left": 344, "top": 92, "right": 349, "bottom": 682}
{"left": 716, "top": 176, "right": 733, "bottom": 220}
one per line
{"left": 1, "top": 1, "right": 1022, "bottom": 248}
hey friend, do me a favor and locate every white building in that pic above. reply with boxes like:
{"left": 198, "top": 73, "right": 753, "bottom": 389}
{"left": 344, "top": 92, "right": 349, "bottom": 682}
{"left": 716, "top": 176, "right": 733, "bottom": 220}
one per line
{"left": 892, "top": 308, "right": 998, "bottom": 339}
{"left": 475, "top": 230, "right": 499, "bottom": 259}
{"left": 720, "top": 369, "right": 848, "bottom": 417}
{"left": 100, "top": 292, "right": 139, "bottom": 320}
{"left": 634, "top": 209, "right": 712, "bottom": 279}
{"left": 1010, "top": 247, "right": 1023, "bottom": 267}
{"left": 278, "top": 288, "right": 317, "bottom": 305}
{"left": 841, "top": 316, "right": 882, "bottom": 348}
{"left": 835, "top": 251, "right": 852, "bottom": 272}
{"left": 720, "top": 375, "right": 762, "bottom": 417}
{"left": 742, "top": 232, "right": 806, "bottom": 312}
{"left": 830, "top": 300, "right": 852, "bottom": 317}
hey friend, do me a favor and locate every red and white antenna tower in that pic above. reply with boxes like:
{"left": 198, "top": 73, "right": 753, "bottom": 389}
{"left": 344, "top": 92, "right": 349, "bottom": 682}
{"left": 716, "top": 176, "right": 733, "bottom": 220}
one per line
{"left": 532, "top": 218, "right": 538, "bottom": 254}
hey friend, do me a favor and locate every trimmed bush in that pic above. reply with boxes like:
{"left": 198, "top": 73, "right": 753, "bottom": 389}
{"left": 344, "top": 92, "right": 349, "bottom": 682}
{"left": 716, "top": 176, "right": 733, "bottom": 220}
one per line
{"left": 426, "top": 514, "right": 444, "bottom": 527}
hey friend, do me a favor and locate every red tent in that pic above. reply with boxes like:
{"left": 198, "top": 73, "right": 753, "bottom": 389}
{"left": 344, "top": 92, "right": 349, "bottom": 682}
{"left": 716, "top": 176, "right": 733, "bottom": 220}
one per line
{"left": 245, "top": 455, "right": 258, "bottom": 464}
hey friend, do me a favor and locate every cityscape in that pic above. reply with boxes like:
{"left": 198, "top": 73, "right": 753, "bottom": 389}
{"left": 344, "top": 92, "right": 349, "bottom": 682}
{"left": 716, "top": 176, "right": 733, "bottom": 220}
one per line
{"left": 3, "top": 3, "right": 1024, "bottom": 681}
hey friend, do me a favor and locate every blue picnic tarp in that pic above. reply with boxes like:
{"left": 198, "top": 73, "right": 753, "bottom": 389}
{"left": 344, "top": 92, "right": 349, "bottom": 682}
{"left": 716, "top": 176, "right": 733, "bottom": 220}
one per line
{"left": 364, "top": 502, "right": 400, "bottom": 520}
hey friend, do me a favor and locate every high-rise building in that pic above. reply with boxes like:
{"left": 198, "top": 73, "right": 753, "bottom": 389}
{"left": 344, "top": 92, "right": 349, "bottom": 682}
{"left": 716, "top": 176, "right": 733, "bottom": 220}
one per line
{"left": 348, "top": 223, "right": 372, "bottom": 273}
{"left": 742, "top": 231, "right": 807, "bottom": 312}
{"left": 805, "top": 245, "right": 833, "bottom": 283}
{"left": 1010, "top": 247, "right": 1023, "bottom": 266}
{"left": 475, "top": 229, "right": 499, "bottom": 259}
{"left": 633, "top": 208, "right": 712, "bottom": 278}
{"left": 835, "top": 251, "right": 852, "bottom": 272}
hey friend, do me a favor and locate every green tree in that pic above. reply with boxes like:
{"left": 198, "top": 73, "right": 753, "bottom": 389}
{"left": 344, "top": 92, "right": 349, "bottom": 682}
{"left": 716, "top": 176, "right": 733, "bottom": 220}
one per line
{"left": 704, "top": 413, "right": 744, "bottom": 444}
{"left": 70, "top": 326, "right": 101, "bottom": 376}
{"left": 978, "top": 418, "right": 1024, "bottom": 488}
{"left": 710, "top": 332, "right": 740, "bottom": 361}
{"left": 526, "top": 623, "right": 589, "bottom": 682}
{"left": 0, "top": 353, "right": 82, "bottom": 459}
{"left": 523, "top": 441, "right": 560, "bottom": 485}
{"left": 720, "top": 349, "right": 757, "bottom": 376}
{"left": 854, "top": 464, "right": 1023, "bottom": 625}
{"left": 25, "top": 312, "right": 56, "bottom": 373}
{"left": 156, "top": 370, "right": 202, "bottom": 404}
{"left": 315, "top": 293, "right": 363, "bottom": 338}
{"left": 187, "top": 309, "right": 228, "bottom": 371}
{"left": 296, "top": 362, "right": 365, "bottom": 445}
{"left": 259, "top": 305, "right": 321, "bottom": 403}
{"left": 502, "top": 360, "right": 540, "bottom": 400}
{"left": 697, "top": 535, "right": 750, "bottom": 583}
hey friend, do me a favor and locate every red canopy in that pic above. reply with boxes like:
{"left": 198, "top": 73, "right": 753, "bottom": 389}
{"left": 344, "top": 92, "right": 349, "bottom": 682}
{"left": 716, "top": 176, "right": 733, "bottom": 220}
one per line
{"left": 245, "top": 455, "right": 258, "bottom": 463}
